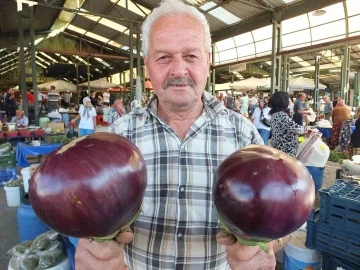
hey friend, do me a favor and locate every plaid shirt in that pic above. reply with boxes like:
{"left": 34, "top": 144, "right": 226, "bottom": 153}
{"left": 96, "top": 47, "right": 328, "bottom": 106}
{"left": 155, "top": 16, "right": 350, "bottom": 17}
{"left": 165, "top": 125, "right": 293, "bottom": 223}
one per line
{"left": 108, "top": 92, "right": 263, "bottom": 270}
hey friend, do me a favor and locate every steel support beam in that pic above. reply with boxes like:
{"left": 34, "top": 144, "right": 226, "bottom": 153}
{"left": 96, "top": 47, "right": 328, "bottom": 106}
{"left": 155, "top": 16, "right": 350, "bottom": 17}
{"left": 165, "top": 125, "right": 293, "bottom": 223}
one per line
{"left": 341, "top": 43, "right": 351, "bottom": 104}
{"left": 87, "top": 57, "right": 90, "bottom": 92}
{"left": 281, "top": 57, "right": 290, "bottom": 92}
{"left": 354, "top": 72, "right": 360, "bottom": 108}
{"left": 211, "top": 44, "right": 216, "bottom": 95}
{"left": 212, "top": 0, "right": 343, "bottom": 43}
{"left": 314, "top": 56, "right": 321, "bottom": 109}
{"left": 129, "top": 22, "right": 134, "bottom": 101}
{"left": 270, "top": 21, "right": 282, "bottom": 94}
{"left": 29, "top": 5, "right": 39, "bottom": 125}
{"left": 17, "top": 2, "right": 28, "bottom": 117}
{"left": 76, "top": 62, "right": 80, "bottom": 105}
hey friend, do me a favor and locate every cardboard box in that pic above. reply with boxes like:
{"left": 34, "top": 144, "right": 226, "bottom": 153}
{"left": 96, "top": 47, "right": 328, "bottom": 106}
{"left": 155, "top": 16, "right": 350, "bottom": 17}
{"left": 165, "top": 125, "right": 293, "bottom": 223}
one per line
{"left": 47, "top": 122, "right": 65, "bottom": 131}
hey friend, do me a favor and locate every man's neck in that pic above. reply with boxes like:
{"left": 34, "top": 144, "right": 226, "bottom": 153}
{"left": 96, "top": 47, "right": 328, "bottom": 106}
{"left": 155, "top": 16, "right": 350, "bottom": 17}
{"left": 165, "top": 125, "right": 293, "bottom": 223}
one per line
{"left": 157, "top": 101, "right": 203, "bottom": 140}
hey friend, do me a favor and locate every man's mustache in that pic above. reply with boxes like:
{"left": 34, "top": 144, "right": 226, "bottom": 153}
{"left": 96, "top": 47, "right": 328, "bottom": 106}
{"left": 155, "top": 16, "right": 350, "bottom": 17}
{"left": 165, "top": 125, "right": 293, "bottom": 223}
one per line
{"left": 162, "top": 77, "right": 196, "bottom": 89}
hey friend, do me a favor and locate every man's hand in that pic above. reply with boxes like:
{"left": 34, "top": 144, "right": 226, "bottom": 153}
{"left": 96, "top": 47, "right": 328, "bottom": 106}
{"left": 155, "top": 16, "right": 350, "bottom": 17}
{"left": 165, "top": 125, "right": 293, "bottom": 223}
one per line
{"left": 75, "top": 229, "right": 134, "bottom": 270}
{"left": 216, "top": 230, "right": 277, "bottom": 270}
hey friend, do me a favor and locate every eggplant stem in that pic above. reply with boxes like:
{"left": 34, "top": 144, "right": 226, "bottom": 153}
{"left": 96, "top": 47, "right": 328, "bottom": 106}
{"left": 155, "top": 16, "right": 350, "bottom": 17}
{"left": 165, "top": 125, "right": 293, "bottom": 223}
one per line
{"left": 216, "top": 212, "right": 270, "bottom": 254}
{"left": 88, "top": 208, "right": 142, "bottom": 243}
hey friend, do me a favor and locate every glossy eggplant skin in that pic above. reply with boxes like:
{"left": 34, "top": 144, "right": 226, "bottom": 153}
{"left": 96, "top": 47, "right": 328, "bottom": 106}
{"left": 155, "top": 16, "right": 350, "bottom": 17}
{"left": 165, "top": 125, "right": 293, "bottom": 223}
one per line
{"left": 213, "top": 145, "right": 315, "bottom": 242}
{"left": 29, "top": 132, "right": 147, "bottom": 238}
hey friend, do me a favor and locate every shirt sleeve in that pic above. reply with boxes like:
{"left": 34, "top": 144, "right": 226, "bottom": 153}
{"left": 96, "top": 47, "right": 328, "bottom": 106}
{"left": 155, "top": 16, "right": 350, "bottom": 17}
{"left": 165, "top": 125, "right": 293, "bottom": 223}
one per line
{"left": 283, "top": 114, "right": 306, "bottom": 134}
{"left": 91, "top": 108, "right": 97, "bottom": 117}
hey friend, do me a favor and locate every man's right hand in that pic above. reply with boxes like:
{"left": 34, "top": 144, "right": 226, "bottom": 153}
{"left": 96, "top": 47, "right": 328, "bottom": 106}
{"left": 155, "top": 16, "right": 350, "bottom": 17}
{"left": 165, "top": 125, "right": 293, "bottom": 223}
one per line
{"left": 75, "top": 229, "right": 134, "bottom": 270}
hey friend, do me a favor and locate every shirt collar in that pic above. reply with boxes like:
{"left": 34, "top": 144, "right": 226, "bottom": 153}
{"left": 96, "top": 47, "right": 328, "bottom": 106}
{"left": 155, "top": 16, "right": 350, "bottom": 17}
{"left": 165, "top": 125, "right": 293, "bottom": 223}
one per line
{"left": 145, "top": 91, "right": 227, "bottom": 120}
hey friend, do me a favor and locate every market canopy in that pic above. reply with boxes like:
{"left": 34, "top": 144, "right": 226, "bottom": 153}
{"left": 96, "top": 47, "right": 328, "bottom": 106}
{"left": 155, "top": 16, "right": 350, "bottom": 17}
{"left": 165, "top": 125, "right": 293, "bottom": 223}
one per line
{"left": 289, "top": 76, "right": 327, "bottom": 90}
{"left": 37, "top": 80, "right": 77, "bottom": 92}
{"left": 229, "top": 77, "right": 270, "bottom": 90}
{"left": 79, "top": 79, "right": 119, "bottom": 90}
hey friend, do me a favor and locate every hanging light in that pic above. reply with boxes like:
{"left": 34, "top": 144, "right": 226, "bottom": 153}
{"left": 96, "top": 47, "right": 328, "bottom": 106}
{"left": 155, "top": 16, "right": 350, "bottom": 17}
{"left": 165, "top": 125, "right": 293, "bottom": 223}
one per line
{"left": 145, "top": 79, "right": 153, "bottom": 90}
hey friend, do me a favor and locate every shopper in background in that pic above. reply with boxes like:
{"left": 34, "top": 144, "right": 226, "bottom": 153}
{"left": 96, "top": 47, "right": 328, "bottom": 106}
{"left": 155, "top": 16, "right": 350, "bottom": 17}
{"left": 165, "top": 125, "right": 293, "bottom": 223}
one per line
{"left": 330, "top": 99, "right": 350, "bottom": 149}
{"left": 252, "top": 98, "right": 271, "bottom": 144}
{"left": 293, "top": 92, "right": 310, "bottom": 126}
{"left": 269, "top": 91, "right": 307, "bottom": 157}
{"left": 107, "top": 99, "right": 126, "bottom": 124}
{"left": 70, "top": 97, "right": 97, "bottom": 136}
{"left": 323, "top": 95, "right": 333, "bottom": 121}
{"left": 102, "top": 89, "right": 111, "bottom": 106}
{"left": 47, "top": 85, "right": 60, "bottom": 112}
{"left": 249, "top": 94, "right": 258, "bottom": 116}
{"left": 240, "top": 92, "right": 249, "bottom": 117}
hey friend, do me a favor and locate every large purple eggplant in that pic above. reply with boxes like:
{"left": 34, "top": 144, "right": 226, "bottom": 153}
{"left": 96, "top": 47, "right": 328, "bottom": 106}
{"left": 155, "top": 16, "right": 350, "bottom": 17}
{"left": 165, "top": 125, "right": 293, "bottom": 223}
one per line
{"left": 29, "top": 132, "right": 147, "bottom": 241}
{"left": 213, "top": 145, "right": 314, "bottom": 252}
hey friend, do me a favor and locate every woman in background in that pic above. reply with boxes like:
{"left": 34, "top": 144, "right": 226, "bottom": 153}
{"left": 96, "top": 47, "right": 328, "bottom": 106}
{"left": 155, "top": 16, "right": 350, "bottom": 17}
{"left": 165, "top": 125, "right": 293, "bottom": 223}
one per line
{"left": 330, "top": 99, "right": 350, "bottom": 149}
{"left": 269, "top": 91, "right": 307, "bottom": 157}
{"left": 70, "top": 97, "right": 97, "bottom": 136}
{"left": 252, "top": 99, "right": 271, "bottom": 144}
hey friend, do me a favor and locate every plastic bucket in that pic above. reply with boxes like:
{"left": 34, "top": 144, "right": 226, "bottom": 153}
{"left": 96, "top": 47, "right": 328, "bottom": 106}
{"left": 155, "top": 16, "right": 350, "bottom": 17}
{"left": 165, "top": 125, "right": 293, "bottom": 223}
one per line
{"left": 306, "top": 166, "right": 324, "bottom": 194}
{"left": 4, "top": 186, "right": 21, "bottom": 207}
{"left": 17, "top": 194, "right": 49, "bottom": 242}
{"left": 39, "top": 117, "right": 50, "bottom": 128}
{"left": 21, "top": 167, "right": 31, "bottom": 193}
{"left": 283, "top": 230, "right": 322, "bottom": 270}
{"left": 103, "top": 107, "right": 111, "bottom": 122}
{"left": 8, "top": 255, "right": 71, "bottom": 270}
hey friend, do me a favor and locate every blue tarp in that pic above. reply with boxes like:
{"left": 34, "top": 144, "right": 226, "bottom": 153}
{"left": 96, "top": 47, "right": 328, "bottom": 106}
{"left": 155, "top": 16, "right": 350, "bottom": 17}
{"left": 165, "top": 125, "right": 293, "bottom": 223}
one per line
{"left": 16, "top": 142, "right": 62, "bottom": 167}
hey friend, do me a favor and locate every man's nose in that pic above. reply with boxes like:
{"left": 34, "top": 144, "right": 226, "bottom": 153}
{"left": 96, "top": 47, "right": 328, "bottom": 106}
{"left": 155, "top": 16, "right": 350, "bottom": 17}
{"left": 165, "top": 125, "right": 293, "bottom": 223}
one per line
{"left": 170, "top": 57, "right": 188, "bottom": 77}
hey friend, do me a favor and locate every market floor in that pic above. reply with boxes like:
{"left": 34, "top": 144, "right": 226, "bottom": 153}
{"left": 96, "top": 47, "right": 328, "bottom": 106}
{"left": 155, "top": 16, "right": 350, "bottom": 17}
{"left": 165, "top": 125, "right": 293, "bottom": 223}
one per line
{"left": 0, "top": 156, "right": 341, "bottom": 269}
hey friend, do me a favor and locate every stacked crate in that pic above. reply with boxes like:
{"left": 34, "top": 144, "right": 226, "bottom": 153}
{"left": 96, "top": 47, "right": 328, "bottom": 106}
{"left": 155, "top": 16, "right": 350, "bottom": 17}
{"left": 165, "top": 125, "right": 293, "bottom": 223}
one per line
{"left": 306, "top": 180, "right": 360, "bottom": 270}
{"left": 0, "top": 144, "right": 16, "bottom": 185}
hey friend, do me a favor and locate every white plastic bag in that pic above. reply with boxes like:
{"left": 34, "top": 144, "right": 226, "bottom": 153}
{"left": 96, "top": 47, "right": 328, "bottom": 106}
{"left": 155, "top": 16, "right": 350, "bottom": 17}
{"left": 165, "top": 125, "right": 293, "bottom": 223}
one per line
{"left": 297, "top": 133, "right": 330, "bottom": 167}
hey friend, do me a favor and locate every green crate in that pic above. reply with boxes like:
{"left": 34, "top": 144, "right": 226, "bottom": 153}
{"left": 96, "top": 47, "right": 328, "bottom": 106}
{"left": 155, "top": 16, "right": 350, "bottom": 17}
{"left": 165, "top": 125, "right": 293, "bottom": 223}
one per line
{"left": 0, "top": 150, "right": 16, "bottom": 168}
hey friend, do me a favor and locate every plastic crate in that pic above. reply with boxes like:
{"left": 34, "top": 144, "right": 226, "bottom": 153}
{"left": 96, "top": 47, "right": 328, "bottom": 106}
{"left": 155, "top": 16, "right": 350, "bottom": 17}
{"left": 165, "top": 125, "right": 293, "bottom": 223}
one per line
{"left": 0, "top": 167, "right": 16, "bottom": 185}
{"left": 0, "top": 150, "right": 16, "bottom": 168}
{"left": 306, "top": 210, "right": 360, "bottom": 266}
{"left": 319, "top": 180, "right": 360, "bottom": 232}
{"left": 322, "top": 253, "right": 360, "bottom": 270}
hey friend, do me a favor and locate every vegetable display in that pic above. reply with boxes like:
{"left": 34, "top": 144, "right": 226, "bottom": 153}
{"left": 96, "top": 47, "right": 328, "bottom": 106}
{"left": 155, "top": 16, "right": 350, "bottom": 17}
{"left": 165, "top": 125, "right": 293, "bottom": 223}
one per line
{"left": 213, "top": 145, "right": 315, "bottom": 252}
{"left": 29, "top": 132, "right": 147, "bottom": 241}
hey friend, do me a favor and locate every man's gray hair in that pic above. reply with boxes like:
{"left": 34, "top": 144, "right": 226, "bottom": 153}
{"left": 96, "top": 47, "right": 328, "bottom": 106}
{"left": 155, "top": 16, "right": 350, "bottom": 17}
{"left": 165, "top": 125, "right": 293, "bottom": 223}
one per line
{"left": 141, "top": 0, "right": 211, "bottom": 58}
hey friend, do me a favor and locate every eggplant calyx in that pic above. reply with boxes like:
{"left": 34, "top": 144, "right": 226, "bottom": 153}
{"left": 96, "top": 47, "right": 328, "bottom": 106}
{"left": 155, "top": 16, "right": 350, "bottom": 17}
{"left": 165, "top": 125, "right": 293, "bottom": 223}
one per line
{"left": 216, "top": 211, "right": 270, "bottom": 254}
{"left": 88, "top": 208, "right": 142, "bottom": 243}
{"left": 234, "top": 236, "right": 269, "bottom": 254}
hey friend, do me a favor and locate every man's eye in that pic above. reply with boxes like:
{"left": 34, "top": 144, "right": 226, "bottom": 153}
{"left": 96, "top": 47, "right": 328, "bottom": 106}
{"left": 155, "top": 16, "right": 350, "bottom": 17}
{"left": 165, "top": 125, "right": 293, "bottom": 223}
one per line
{"left": 158, "top": 56, "right": 169, "bottom": 60}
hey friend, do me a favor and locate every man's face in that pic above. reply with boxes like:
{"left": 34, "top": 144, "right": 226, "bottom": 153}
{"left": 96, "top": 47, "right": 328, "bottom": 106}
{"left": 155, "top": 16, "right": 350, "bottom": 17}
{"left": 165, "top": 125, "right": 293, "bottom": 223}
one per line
{"left": 144, "top": 15, "right": 210, "bottom": 111}
{"left": 16, "top": 110, "right": 22, "bottom": 118}
{"left": 300, "top": 94, "right": 306, "bottom": 101}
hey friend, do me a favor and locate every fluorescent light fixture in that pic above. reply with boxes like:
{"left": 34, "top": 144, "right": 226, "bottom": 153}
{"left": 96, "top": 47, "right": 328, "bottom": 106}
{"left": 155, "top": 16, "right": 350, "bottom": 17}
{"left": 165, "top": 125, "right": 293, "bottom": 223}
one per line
{"left": 199, "top": 1, "right": 217, "bottom": 11}
{"left": 208, "top": 7, "right": 241, "bottom": 25}
{"left": 36, "top": 61, "right": 47, "bottom": 68}
{"left": 39, "top": 52, "right": 58, "bottom": 63}
{"left": 329, "top": 69, "right": 341, "bottom": 72}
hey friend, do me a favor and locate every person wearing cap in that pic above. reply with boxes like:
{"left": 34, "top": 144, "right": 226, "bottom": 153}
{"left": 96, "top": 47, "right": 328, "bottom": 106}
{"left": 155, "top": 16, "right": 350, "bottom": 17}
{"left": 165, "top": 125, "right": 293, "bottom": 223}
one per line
{"left": 70, "top": 97, "right": 97, "bottom": 136}
{"left": 11, "top": 109, "right": 29, "bottom": 127}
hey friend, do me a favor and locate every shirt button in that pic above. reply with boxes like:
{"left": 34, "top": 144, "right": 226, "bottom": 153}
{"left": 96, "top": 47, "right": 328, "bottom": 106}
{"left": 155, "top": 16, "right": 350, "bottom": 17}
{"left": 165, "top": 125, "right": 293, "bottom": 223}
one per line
{"left": 177, "top": 233, "right": 183, "bottom": 238}
{"left": 180, "top": 186, "right": 185, "bottom": 192}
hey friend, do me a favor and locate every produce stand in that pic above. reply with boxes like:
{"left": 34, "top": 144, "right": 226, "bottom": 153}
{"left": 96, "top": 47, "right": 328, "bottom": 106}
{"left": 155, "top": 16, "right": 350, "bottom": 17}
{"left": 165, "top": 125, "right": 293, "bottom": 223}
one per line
{"left": 16, "top": 142, "right": 62, "bottom": 167}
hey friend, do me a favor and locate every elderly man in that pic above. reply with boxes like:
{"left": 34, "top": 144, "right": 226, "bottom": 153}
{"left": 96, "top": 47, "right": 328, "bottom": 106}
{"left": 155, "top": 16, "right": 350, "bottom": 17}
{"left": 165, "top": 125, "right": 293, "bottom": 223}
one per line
{"left": 323, "top": 95, "right": 333, "bottom": 121}
{"left": 293, "top": 92, "right": 310, "bottom": 126}
{"left": 11, "top": 109, "right": 29, "bottom": 127}
{"left": 107, "top": 99, "right": 126, "bottom": 124}
{"left": 75, "top": 0, "right": 285, "bottom": 269}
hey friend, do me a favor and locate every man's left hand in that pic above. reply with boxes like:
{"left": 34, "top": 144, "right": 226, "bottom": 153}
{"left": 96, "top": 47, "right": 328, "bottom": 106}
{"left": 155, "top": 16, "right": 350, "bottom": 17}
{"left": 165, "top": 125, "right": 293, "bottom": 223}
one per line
{"left": 217, "top": 230, "right": 289, "bottom": 270}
